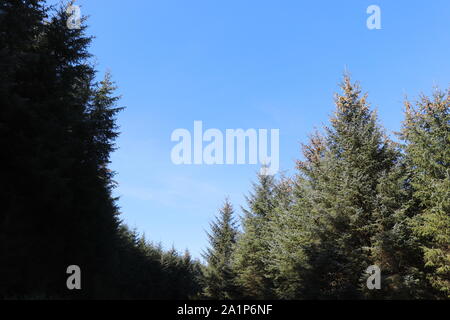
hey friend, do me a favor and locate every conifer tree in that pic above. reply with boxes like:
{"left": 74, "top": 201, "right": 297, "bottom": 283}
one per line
{"left": 364, "top": 153, "right": 431, "bottom": 299}
{"left": 35, "top": 5, "right": 122, "bottom": 298}
{"left": 299, "top": 76, "right": 399, "bottom": 298}
{"left": 0, "top": 0, "right": 119, "bottom": 298}
{"left": 267, "top": 136, "right": 326, "bottom": 299}
{"left": 0, "top": 0, "right": 68, "bottom": 298}
{"left": 203, "top": 199, "right": 239, "bottom": 299}
{"left": 233, "top": 171, "right": 277, "bottom": 299}
{"left": 402, "top": 90, "right": 450, "bottom": 298}
{"left": 0, "top": 0, "right": 204, "bottom": 300}
{"left": 265, "top": 175, "right": 309, "bottom": 299}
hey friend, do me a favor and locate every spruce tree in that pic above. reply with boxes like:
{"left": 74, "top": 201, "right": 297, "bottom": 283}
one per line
{"left": 0, "top": 0, "right": 206, "bottom": 300}
{"left": 0, "top": 1, "right": 121, "bottom": 298}
{"left": 364, "top": 153, "right": 431, "bottom": 299}
{"left": 402, "top": 89, "right": 450, "bottom": 298}
{"left": 233, "top": 171, "right": 276, "bottom": 299}
{"left": 202, "top": 199, "right": 239, "bottom": 299}
{"left": 299, "top": 76, "right": 399, "bottom": 298}
{"left": 267, "top": 136, "right": 326, "bottom": 299}
{"left": 0, "top": 0, "right": 66, "bottom": 298}
{"left": 265, "top": 175, "right": 310, "bottom": 299}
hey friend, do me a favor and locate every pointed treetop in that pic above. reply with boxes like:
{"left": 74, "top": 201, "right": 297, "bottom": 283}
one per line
{"left": 334, "top": 75, "right": 370, "bottom": 116}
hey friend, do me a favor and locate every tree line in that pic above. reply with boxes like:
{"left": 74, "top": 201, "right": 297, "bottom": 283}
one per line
{"left": 0, "top": 0, "right": 201, "bottom": 299}
{"left": 203, "top": 77, "right": 449, "bottom": 300}
{"left": 0, "top": 0, "right": 448, "bottom": 300}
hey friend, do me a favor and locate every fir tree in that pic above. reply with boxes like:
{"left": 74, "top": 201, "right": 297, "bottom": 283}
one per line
{"left": 402, "top": 89, "right": 450, "bottom": 298}
{"left": 265, "top": 175, "right": 310, "bottom": 299}
{"left": 202, "top": 199, "right": 239, "bottom": 299}
{"left": 233, "top": 171, "right": 277, "bottom": 299}
{"left": 299, "top": 76, "right": 399, "bottom": 298}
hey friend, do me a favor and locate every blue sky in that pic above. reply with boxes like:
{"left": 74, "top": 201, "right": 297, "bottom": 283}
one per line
{"left": 50, "top": 0, "right": 450, "bottom": 258}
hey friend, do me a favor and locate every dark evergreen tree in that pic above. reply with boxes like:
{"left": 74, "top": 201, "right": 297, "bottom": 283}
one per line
{"left": 267, "top": 137, "right": 325, "bottom": 299}
{"left": 202, "top": 199, "right": 239, "bottom": 299}
{"left": 0, "top": 1, "right": 204, "bottom": 300}
{"left": 160, "top": 247, "right": 203, "bottom": 299}
{"left": 265, "top": 175, "right": 310, "bottom": 300}
{"left": 233, "top": 170, "right": 277, "bottom": 299}
{"left": 0, "top": 0, "right": 47, "bottom": 298}
{"left": 365, "top": 154, "right": 432, "bottom": 299}
{"left": 0, "top": 0, "right": 89, "bottom": 298}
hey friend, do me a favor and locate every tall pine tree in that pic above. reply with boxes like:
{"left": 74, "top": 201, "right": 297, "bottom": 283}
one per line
{"left": 299, "top": 76, "right": 399, "bottom": 298}
{"left": 402, "top": 89, "right": 450, "bottom": 298}
{"left": 202, "top": 199, "right": 239, "bottom": 299}
{"left": 233, "top": 171, "right": 276, "bottom": 299}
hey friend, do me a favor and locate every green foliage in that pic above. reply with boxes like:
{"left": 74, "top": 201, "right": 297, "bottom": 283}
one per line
{"left": 265, "top": 175, "right": 312, "bottom": 299}
{"left": 292, "top": 76, "right": 398, "bottom": 298}
{"left": 211, "top": 76, "right": 448, "bottom": 300}
{"left": 113, "top": 226, "right": 202, "bottom": 299}
{"left": 233, "top": 171, "right": 277, "bottom": 299}
{"left": 402, "top": 90, "right": 450, "bottom": 298}
{"left": 202, "top": 199, "right": 239, "bottom": 299}
{"left": 248, "top": 76, "right": 429, "bottom": 300}
{"left": 1, "top": 1, "right": 448, "bottom": 301}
